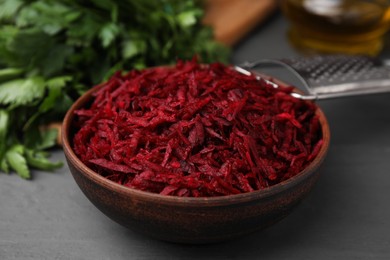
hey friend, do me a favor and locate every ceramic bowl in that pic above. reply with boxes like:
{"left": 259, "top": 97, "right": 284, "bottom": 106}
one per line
{"left": 62, "top": 79, "right": 330, "bottom": 244}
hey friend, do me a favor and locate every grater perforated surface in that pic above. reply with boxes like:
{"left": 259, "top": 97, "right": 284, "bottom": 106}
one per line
{"left": 239, "top": 55, "right": 390, "bottom": 100}
{"left": 281, "top": 55, "right": 390, "bottom": 88}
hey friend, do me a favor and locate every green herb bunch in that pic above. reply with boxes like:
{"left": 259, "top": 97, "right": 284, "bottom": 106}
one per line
{"left": 0, "top": 0, "right": 230, "bottom": 179}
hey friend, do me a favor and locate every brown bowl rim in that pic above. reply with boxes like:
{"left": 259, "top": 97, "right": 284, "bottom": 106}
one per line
{"left": 62, "top": 73, "right": 330, "bottom": 207}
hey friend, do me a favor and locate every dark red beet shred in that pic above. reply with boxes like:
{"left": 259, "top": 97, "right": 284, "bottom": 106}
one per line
{"left": 72, "top": 59, "right": 323, "bottom": 197}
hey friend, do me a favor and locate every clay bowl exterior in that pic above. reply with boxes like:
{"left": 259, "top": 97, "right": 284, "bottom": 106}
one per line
{"left": 62, "top": 80, "right": 330, "bottom": 244}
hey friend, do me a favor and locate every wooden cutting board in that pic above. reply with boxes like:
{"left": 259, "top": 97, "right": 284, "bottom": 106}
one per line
{"left": 203, "top": 0, "right": 278, "bottom": 46}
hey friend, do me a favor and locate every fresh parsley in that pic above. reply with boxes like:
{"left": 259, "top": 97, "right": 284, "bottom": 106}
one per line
{"left": 0, "top": 0, "right": 230, "bottom": 179}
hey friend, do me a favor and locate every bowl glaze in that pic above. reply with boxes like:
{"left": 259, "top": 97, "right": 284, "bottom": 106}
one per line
{"left": 62, "top": 79, "right": 330, "bottom": 244}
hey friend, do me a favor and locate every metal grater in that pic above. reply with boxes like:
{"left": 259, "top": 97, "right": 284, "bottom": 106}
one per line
{"left": 235, "top": 55, "right": 390, "bottom": 100}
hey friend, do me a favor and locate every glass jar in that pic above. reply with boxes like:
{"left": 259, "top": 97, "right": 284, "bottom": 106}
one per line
{"left": 281, "top": 0, "right": 390, "bottom": 55}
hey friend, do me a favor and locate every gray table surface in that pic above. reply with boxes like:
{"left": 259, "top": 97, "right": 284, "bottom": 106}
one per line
{"left": 1, "top": 12, "right": 390, "bottom": 260}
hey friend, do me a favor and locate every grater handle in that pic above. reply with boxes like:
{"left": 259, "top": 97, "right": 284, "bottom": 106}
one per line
{"left": 237, "top": 59, "right": 318, "bottom": 100}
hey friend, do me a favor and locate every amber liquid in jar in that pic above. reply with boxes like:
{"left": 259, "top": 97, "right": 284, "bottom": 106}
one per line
{"left": 281, "top": 0, "right": 390, "bottom": 55}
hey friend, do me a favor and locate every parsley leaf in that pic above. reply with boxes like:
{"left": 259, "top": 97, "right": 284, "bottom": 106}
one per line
{"left": 0, "top": 76, "right": 46, "bottom": 108}
{"left": 5, "top": 145, "right": 30, "bottom": 179}
{"left": 25, "top": 149, "right": 63, "bottom": 171}
{"left": 0, "top": 109, "right": 9, "bottom": 161}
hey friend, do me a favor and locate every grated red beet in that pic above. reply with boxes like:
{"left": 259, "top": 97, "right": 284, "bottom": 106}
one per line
{"left": 72, "top": 58, "right": 323, "bottom": 197}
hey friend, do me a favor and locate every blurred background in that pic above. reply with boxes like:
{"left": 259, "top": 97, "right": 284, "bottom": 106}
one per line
{"left": 205, "top": 0, "right": 390, "bottom": 57}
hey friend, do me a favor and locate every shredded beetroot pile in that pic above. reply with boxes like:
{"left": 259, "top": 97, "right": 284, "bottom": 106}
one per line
{"left": 72, "top": 59, "right": 323, "bottom": 197}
